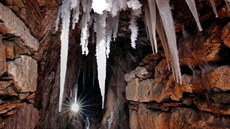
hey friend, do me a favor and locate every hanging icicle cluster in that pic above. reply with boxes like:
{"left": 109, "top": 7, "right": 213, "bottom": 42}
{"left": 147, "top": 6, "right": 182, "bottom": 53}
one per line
{"left": 56, "top": 0, "right": 228, "bottom": 112}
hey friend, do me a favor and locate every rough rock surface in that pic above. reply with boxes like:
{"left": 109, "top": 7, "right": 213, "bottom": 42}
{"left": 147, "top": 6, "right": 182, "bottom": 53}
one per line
{"left": 0, "top": 3, "right": 39, "bottom": 52}
{"left": 8, "top": 55, "right": 38, "bottom": 92}
{"left": 4, "top": 103, "right": 39, "bottom": 129}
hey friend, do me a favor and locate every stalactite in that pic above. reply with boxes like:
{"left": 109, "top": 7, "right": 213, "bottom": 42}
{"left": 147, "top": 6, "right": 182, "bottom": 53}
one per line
{"left": 71, "top": 0, "right": 80, "bottom": 29}
{"left": 94, "top": 12, "right": 108, "bottom": 108}
{"left": 59, "top": 0, "right": 71, "bottom": 112}
{"left": 156, "top": 0, "right": 182, "bottom": 83}
{"left": 80, "top": 0, "right": 92, "bottom": 55}
{"left": 127, "top": 0, "right": 142, "bottom": 49}
{"left": 185, "top": 0, "right": 203, "bottom": 31}
{"left": 209, "top": 0, "right": 218, "bottom": 18}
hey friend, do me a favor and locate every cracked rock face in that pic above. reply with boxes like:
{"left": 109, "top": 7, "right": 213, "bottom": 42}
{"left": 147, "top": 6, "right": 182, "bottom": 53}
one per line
{"left": 0, "top": 3, "right": 39, "bottom": 52}
{"left": 8, "top": 55, "right": 38, "bottom": 92}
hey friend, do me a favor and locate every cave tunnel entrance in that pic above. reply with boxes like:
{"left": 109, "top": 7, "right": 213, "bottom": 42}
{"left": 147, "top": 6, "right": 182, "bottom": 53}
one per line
{"left": 75, "top": 54, "right": 102, "bottom": 120}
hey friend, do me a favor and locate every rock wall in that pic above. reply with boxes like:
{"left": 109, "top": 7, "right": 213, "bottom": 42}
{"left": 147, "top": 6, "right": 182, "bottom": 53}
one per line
{"left": 125, "top": 22, "right": 230, "bottom": 129}
{"left": 0, "top": 0, "right": 59, "bottom": 129}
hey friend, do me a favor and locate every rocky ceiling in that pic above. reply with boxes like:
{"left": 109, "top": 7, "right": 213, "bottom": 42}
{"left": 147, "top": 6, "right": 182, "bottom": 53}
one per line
{"left": 0, "top": 0, "right": 229, "bottom": 129}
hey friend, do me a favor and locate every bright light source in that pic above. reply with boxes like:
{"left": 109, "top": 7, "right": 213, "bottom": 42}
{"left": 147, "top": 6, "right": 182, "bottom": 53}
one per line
{"left": 92, "top": 0, "right": 108, "bottom": 14}
{"left": 71, "top": 103, "right": 80, "bottom": 113}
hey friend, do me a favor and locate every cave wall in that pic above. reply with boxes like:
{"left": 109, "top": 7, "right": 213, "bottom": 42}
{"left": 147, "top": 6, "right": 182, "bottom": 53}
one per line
{"left": 125, "top": 1, "right": 230, "bottom": 128}
{"left": 0, "top": 0, "right": 229, "bottom": 129}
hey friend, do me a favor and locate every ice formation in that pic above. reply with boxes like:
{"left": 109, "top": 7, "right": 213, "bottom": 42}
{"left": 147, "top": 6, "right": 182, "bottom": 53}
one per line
{"left": 156, "top": 0, "right": 182, "bottom": 83}
{"left": 185, "top": 0, "right": 203, "bottom": 31}
{"left": 59, "top": 0, "right": 71, "bottom": 112}
{"left": 57, "top": 0, "right": 226, "bottom": 112}
{"left": 94, "top": 12, "right": 108, "bottom": 108}
{"left": 209, "top": 0, "right": 218, "bottom": 18}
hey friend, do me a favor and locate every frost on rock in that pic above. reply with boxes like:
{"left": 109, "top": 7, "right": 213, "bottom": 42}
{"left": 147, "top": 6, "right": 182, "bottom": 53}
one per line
{"left": 156, "top": 0, "right": 182, "bottom": 83}
{"left": 80, "top": 0, "right": 92, "bottom": 55}
{"left": 95, "top": 12, "right": 108, "bottom": 108}
{"left": 185, "top": 0, "right": 203, "bottom": 31}
{"left": 59, "top": 0, "right": 71, "bottom": 112}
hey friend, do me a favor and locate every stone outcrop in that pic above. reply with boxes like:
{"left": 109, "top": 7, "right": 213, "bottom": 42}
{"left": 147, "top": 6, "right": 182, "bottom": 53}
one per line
{"left": 4, "top": 103, "right": 39, "bottom": 129}
{"left": 8, "top": 55, "right": 38, "bottom": 92}
{"left": 0, "top": 3, "right": 39, "bottom": 52}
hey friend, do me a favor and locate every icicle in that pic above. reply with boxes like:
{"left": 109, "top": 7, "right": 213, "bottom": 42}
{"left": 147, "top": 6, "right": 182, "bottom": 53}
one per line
{"left": 148, "top": 0, "right": 157, "bottom": 53}
{"left": 105, "top": 15, "right": 113, "bottom": 58}
{"left": 95, "top": 12, "right": 108, "bottom": 108}
{"left": 156, "top": 0, "right": 182, "bottom": 84}
{"left": 92, "top": 0, "right": 108, "bottom": 14}
{"left": 80, "top": 0, "right": 92, "bottom": 55}
{"left": 85, "top": 117, "right": 90, "bottom": 129}
{"left": 112, "top": 14, "right": 120, "bottom": 40}
{"left": 209, "top": 0, "right": 218, "bottom": 18}
{"left": 59, "top": 0, "right": 71, "bottom": 112}
{"left": 55, "top": 7, "right": 61, "bottom": 32}
{"left": 185, "top": 0, "right": 203, "bottom": 31}
{"left": 127, "top": 0, "right": 142, "bottom": 49}
{"left": 71, "top": 0, "right": 80, "bottom": 29}
{"left": 107, "top": 112, "right": 114, "bottom": 129}
{"left": 143, "top": 0, "right": 155, "bottom": 53}
{"left": 129, "top": 11, "right": 138, "bottom": 48}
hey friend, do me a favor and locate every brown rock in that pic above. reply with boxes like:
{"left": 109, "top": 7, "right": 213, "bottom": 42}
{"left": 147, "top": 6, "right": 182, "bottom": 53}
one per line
{"left": 0, "top": 81, "right": 12, "bottom": 90}
{"left": 139, "top": 79, "right": 155, "bottom": 102}
{"left": 18, "top": 92, "right": 29, "bottom": 100}
{"left": 3, "top": 40, "right": 15, "bottom": 60}
{"left": 205, "top": 65, "right": 230, "bottom": 91}
{"left": 129, "top": 110, "right": 140, "bottom": 129}
{"left": 12, "top": 0, "right": 25, "bottom": 9}
{"left": 206, "top": 93, "right": 230, "bottom": 104}
{"left": 222, "top": 22, "right": 230, "bottom": 48}
{"left": 0, "top": 39, "right": 7, "bottom": 77}
{"left": 194, "top": 100, "right": 230, "bottom": 115}
{"left": 126, "top": 78, "right": 139, "bottom": 102}
{"left": 218, "top": 6, "right": 230, "bottom": 19}
{"left": 4, "top": 103, "right": 39, "bottom": 129}
{"left": 138, "top": 105, "right": 170, "bottom": 129}
{"left": 170, "top": 108, "right": 230, "bottom": 128}
{"left": 8, "top": 55, "right": 38, "bottom": 92}
{"left": 180, "top": 74, "right": 193, "bottom": 93}
{"left": 136, "top": 67, "right": 149, "bottom": 79}
{"left": 0, "top": 3, "right": 39, "bottom": 52}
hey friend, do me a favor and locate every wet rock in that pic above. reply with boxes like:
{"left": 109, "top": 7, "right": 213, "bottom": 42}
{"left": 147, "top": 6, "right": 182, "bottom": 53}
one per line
{"left": 8, "top": 55, "right": 38, "bottom": 92}
{"left": 4, "top": 103, "right": 39, "bottom": 129}
{"left": 0, "top": 3, "right": 39, "bottom": 52}
{"left": 222, "top": 22, "right": 230, "bottom": 48}
{"left": 205, "top": 65, "right": 230, "bottom": 91}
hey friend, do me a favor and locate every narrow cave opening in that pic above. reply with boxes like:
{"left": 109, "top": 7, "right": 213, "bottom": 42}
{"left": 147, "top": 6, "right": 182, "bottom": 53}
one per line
{"left": 75, "top": 55, "right": 103, "bottom": 121}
